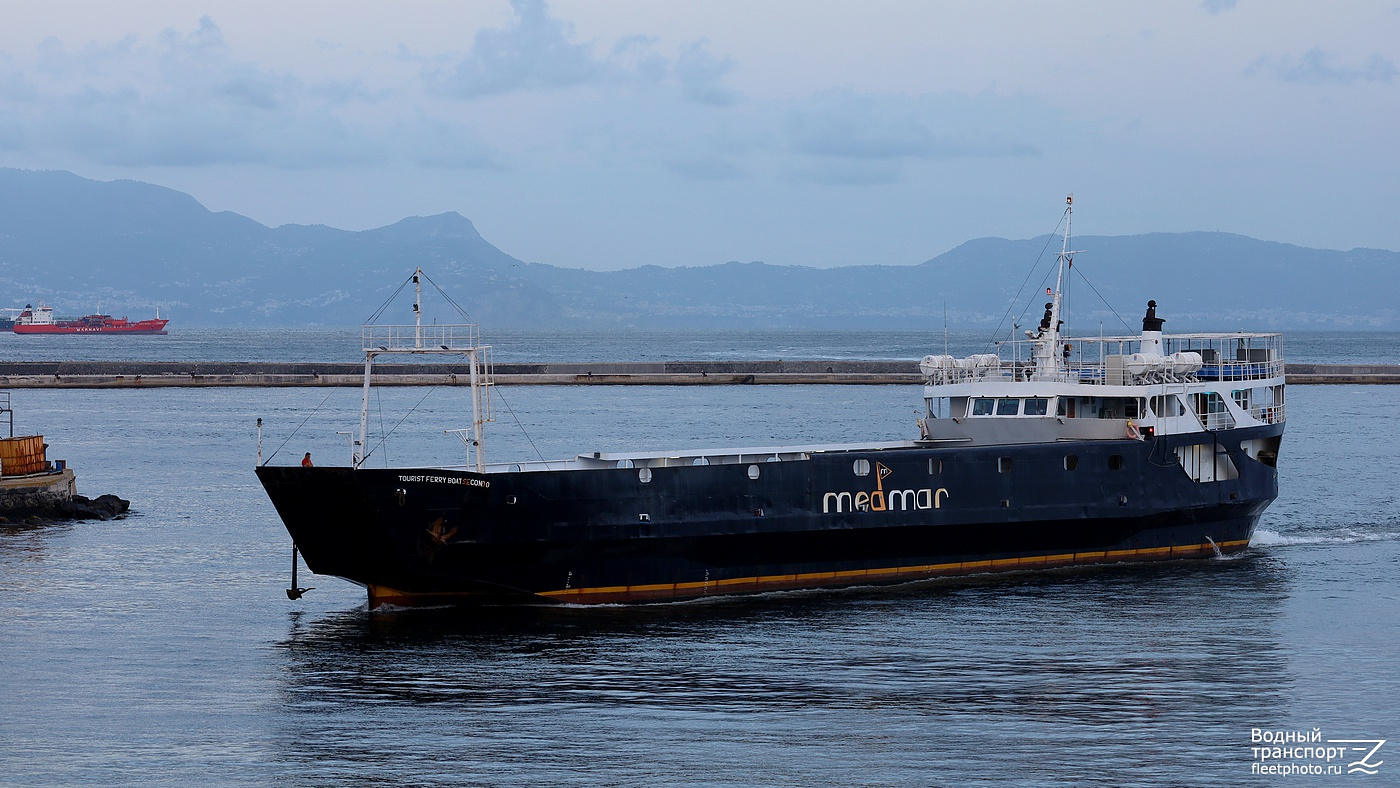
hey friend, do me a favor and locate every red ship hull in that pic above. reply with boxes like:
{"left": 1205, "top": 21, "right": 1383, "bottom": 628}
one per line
{"left": 13, "top": 315, "right": 169, "bottom": 335}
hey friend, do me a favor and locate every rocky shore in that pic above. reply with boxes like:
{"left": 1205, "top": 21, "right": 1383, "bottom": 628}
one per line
{"left": 0, "top": 467, "right": 130, "bottom": 523}
{"left": 0, "top": 493, "right": 130, "bottom": 524}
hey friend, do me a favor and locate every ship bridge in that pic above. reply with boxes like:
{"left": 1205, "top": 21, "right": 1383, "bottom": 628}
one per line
{"left": 918, "top": 331, "right": 1285, "bottom": 444}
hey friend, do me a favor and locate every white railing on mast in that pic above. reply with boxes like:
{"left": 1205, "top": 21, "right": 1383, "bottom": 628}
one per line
{"left": 355, "top": 321, "right": 494, "bottom": 472}
{"left": 362, "top": 323, "right": 483, "bottom": 352}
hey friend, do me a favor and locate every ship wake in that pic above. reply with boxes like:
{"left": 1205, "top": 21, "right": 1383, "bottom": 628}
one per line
{"left": 1252, "top": 527, "right": 1400, "bottom": 547}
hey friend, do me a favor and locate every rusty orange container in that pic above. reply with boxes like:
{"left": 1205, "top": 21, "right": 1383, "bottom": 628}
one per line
{"left": 0, "top": 435, "right": 47, "bottom": 476}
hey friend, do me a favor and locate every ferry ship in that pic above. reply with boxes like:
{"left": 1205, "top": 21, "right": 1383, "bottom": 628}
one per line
{"left": 12, "top": 304, "right": 169, "bottom": 334}
{"left": 257, "top": 198, "right": 1284, "bottom": 609}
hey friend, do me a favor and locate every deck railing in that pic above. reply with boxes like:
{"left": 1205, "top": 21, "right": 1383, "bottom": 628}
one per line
{"left": 925, "top": 332, "right": 1285, "bottom": 387}
{"left": 1247, "top": 402, "right": 1286, "bottom": 424}
{"left": 363, "top": 323, "right": 483, "bottom": 353}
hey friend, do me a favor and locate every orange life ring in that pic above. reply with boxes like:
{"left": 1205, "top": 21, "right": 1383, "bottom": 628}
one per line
{"left": 1126, "top": 420, "right": 1141, "bottom": 440}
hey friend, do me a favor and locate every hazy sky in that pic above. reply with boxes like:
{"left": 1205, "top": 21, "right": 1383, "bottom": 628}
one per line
{"left": 1, "top": 1, "right": 1396, "bottom": 269}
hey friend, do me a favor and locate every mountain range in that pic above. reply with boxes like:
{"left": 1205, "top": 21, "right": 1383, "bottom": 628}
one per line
{"left": 1, "top": 167, "right": 1395, "bottom": 330}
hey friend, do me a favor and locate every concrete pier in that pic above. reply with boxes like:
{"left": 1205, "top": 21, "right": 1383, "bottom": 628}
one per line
{"left": 0, "top": 360, "right": 1392, "bottom": 388}
{"left": 0, "top": 468, "right": 76, "bottom": 519}
{"left": 1275, "top": 363, "right": 1400, "bottom": 384}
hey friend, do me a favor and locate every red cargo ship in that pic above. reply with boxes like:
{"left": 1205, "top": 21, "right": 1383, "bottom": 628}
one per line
{"left": 13, "top": 304, "right": 169, "bottom": 335}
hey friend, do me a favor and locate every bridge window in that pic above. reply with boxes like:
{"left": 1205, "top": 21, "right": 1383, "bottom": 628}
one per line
{"left": 1024, "top": 398, "right": 1048, "bottom": 416}
{"left": 1096, "top": 397, "right": 1144, "bottom": 420}
{"left": 996, "top": 398, "right": 1020, "bottom": 416}
{"left": 971, "top": 398, "right": 994, "bottom": 416}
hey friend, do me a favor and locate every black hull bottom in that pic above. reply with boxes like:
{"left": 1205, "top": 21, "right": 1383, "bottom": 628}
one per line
{"left": 258, "top": 425, "right": 1280, "bottom": 610}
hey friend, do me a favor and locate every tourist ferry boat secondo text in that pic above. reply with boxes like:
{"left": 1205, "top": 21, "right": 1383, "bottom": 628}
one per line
{"left": 256, "top": 198, "right": 1284, "bottom": 608}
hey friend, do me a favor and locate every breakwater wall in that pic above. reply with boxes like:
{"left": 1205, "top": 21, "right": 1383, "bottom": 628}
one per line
{"left": 0, "top": 361, "right": 1393, "bottom": 387}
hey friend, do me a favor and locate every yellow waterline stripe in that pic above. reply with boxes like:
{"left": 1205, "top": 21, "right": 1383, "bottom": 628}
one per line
{"left": 537, "top": 540, "right": 1251, "bottom": 600}
{"left": 369, "top": 585, "right": 479, "bottom": 600}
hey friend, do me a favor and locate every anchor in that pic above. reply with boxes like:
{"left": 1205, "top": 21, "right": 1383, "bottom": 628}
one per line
{"left": 287, "top": 543, "right": 314, "bottom": 600}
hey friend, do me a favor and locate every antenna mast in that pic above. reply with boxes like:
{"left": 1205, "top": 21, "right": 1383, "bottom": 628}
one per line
{"left": 413, "top": 268, "right": 423, "bottom": 349}
{"left": 1055, "top": 194, "right": 1075, "bottom": 339}
{"left": 1030, "top": 194, "right": 1080, "bottom": 380}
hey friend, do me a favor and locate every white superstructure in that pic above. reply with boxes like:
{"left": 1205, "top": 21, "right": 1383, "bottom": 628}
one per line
{"left": 14, "top": 304, "right": 55, "bottom": 327}
{"left": 917, "top": 196, "right": 1285, "bottom": 459}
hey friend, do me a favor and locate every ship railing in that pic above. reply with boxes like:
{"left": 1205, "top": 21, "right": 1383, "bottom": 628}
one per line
{"left": 1199, "top": 409, "right": 1237, "bottom": 431}
{"left": 1246, "top": 402, "right": 1286, "bottom": 424}
{"left": 920, "top": 366, "right": 1006, "bottom": 385}
{"left": 363, "top": 323, "right": 483, "bottom": 353}
{"left": 477, "top": 459, "right": 577, "bottom": 473}
{"left": 925, "top": 332, "right": 1285, "bottom": 387}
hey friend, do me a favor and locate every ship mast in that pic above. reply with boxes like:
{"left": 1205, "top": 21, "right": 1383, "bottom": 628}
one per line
{"left": 1030, "top": 194, "right": 1079, "bottom": 380}
{"left": 356, "top": 267, "right": 493, "bottom": 472}
{"left": 413, "top": 269, "right": 422, "bottom": 349}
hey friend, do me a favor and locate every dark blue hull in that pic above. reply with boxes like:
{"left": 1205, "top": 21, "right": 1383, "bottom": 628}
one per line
{"left": 256, "top": 424, "right": 1281, "bottom": 607}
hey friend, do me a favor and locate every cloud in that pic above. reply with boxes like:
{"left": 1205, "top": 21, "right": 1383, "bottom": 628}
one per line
{"left": 0, "top": 54, "right": 33, "bottom": 150}
{"left": 0, "top": 3, "right": 1068, "bottom": 192}
{"left": 781, "top": 89, "right": 1041, "bottom": 172}
{"left": 786, "top": 93, "right": 941, "bottom": 159}
{"left": 608, "top": 35, "right": 670, "bottom": 84}
{"left": 1201, "top": 0, "right": 1237, "bottom": 14}
{"left": 5, "top": 17, "right": 388, "bottom": 168}
{"left": 569, "top": 85, "right": 1061, "bottom": 188}
{"left": 1247, "top": 48, "right": 1397, "bottom": 85}
{"left": 782, "top": 158, "right": 902, "bottom": 186}
{"left": 426, "top": 1, "right": 740, "bottom": 107}
{"left": 2, "top": 8, "right": 740, "bottom": 175}
{"left": 674, "top": 41, "right": 738, "bottom": 107}
{"left": 408, "top": 115, "right": 509, "bottom": 170}
{"left": 662, "top": 154, "right": 748, "bottom": 181}
{"left": 426, "top": 0, "right": 601, "bottom": 99}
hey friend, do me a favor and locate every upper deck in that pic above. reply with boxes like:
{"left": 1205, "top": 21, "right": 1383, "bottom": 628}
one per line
{"left": 921, "top": 332, "right": 1284, "bottom": 388}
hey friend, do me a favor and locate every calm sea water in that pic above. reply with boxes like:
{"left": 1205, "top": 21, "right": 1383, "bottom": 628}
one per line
{"left": 0, "top": 326, "right": 1393, "bottom": 364}
{"left": 1, "top": 332, "right": 1397, "bottom": 785}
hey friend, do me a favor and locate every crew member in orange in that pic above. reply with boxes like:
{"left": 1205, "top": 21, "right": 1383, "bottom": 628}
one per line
{"left": 301, "top": 452, "right": 313, "bottom": 468}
